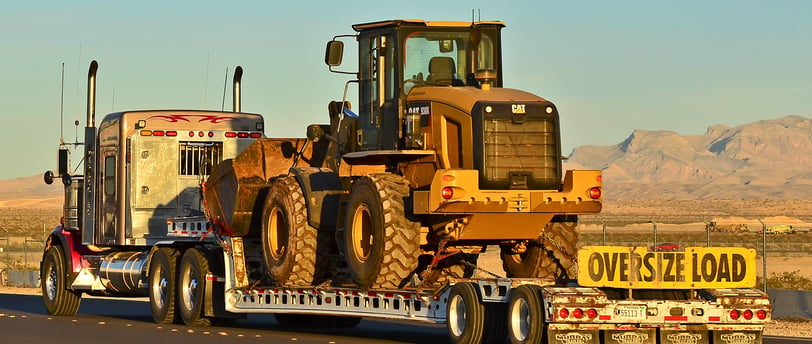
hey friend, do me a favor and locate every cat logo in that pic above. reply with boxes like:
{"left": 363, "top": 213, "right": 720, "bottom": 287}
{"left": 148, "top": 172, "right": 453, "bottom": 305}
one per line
{"left": 511, "top": 104, "right": 526, "bottom": 114}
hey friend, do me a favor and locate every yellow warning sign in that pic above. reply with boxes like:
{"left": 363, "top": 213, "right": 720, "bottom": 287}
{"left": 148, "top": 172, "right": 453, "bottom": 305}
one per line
{"left": 577, "top": 246, "right": 757, "bottom": 289}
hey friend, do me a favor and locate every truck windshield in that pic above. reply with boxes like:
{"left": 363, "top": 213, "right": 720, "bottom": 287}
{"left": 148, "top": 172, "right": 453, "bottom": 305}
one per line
{"left": 403, "top": 30, "right": 497, "bottom": 93}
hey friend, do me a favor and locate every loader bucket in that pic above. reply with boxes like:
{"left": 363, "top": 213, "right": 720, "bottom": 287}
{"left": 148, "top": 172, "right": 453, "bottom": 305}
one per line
{"left": 204, "top": 137, "right": 324, "bottom": 236}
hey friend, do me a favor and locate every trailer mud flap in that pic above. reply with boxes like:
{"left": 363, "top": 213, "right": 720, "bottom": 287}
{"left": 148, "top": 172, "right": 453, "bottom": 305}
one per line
{"left": 547, "top": 329, "right": 599, "bottom": 344}
{"left": 659, "top": 329, "right": 709, "bottom": 344}
{"left": 713, "top": 330, "right": 761, "bottom": 344}
{"left": 603, "top": 328, "right": 656, "bottom": 344}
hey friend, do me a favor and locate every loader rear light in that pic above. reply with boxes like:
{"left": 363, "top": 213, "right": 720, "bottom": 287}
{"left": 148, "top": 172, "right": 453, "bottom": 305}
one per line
{"left": 756, "top": 310, "right": 767, "bottom": 319}
{"left": 589, "top": 187, "right": 601, "bottom": 199}
{"left": 742, "top": 309, "right": 753, "bottom": 320}
{"left": 441, "top": 187, "right": 454, "bottom": 199}
{"left": 729, "top": 309, "right": 740, "bottom": 320}
{"left": 559, "top": 308, "right": 569, "bottom": 319}
{"left": 586, "top": 308, "right": 598, "bottom": 319}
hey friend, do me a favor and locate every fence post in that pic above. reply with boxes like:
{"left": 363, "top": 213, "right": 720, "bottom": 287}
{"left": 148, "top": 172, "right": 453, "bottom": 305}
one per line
{"left": 759, "top": 219, "right": 767, "bottom": 291}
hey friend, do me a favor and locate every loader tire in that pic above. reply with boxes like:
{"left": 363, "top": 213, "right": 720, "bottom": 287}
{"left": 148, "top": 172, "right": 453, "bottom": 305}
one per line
{"left": 344, "top": 173, "right": 420, "bottom": 289}
{"left": 42, "top": 246, "right": 82, "bottom": 316}
{"left": 500, "top": 216, "right": 579, "bottom": 279}
{"left": 261, "top": 176, "right": 317, "bottom": 286}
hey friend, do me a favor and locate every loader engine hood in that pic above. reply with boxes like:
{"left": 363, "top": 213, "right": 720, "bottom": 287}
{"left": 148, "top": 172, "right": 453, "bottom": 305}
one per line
{"left": 407, "top": 86, "right": 563, "bottom": 190}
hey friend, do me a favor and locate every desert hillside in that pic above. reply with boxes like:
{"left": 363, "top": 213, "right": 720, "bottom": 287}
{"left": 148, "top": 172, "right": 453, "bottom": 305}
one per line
{"left": 565, "top": 115, "right": 812, "bottom": 199}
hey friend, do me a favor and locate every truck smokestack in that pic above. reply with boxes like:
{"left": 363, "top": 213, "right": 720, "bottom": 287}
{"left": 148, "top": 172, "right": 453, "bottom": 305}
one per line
{"left": 233, "top": 66, "right": 242, "bottom": 112}
{"left": 87, "top": 60, "right": 98, "bottom": 128}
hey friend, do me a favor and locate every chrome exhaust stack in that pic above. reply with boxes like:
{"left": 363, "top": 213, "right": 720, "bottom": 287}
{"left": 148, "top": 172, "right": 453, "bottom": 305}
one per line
{"left": 82, "top": 60, "right": 99, "bottom": 246}
{"left": 233, "top": 66, "right": 242, "bottom": 112}
{"left": 87, "top": 60, "right": 98, "bottom": 127}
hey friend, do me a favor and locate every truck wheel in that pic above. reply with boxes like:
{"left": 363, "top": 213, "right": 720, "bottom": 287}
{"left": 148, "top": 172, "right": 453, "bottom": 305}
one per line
{"left": 507, "top": 285, "right": 545, "bottom": 344}
{"left": 344, "top": 174, "right": 419, "bottom": 289}
{"left": 500, "top": 217, "right": 578, "bottom": 279}
{"left": 41, "top": 246, "right": 81, "bottom": 316}
{"left": 178, "top": 248, "right": 211, "bottom": 326}
{"left": 447, "top": 282, "right": 487, "bottom": 344}
{"left": 149, "top": 247, "right": 178, "bottom": 324}
{"left": 261, "top": 177, "right": 317, "bottom": 286}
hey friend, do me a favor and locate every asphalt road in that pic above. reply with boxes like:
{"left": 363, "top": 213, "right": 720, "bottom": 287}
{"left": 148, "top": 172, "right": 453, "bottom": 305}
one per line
{"left": 1, "top": 293, "right": 809, "bottom": 344}
{"left": 0, "top": 293, "right": 448, "bottom": 344}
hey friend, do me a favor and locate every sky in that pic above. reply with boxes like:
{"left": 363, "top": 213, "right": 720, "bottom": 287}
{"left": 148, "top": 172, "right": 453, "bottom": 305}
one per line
{"left": 1, "top": 0, "right": 810, "bottom": 180}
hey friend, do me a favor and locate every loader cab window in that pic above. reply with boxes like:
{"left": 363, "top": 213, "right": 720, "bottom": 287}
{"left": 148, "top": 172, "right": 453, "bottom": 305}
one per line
{"left": 358, "top": 33, "right": 396, "bottom": 149}
{"left": 402, "top": 30, "right": 499, "bottom": 94}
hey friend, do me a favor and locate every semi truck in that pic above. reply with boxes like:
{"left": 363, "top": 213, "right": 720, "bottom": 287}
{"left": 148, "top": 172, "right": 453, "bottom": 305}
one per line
{"left": 41, "top": 19, "right": 770, "bottom": 344}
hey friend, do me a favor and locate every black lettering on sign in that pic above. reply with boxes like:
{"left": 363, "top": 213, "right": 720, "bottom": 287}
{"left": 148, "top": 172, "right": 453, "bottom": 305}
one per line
{"left": 588, "top": 252, "right": 604, "bottom": 281}
{"left": 619, "top": 252, "right": 629, "bottom": 282}
{"left": 663, "top": 253, "right": 676, "bottom": 282}
{"left": 717, "top": 254, "right": 731, "bottom": 282}
{"left": 732, "top": 254, "right": 746, "bottom": 282}
{"left": 604, "top": 252, "right": 619, "bottom": 281}
{"left": 702, "top": 253, "right": 717, "bottom": 282}
{"left": 675, "top": 253, "right": 686, "bottom": 282}
{"left": 630, "top": 253, "right": 643, "bottom": 282}
{"left": 642, "top": 253, "right": 655, "bottom": 282}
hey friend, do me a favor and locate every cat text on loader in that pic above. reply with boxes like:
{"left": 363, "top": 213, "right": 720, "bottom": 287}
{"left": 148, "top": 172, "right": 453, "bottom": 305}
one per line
{"left": 243, "top": 19, "right": 603, "bottom": 290}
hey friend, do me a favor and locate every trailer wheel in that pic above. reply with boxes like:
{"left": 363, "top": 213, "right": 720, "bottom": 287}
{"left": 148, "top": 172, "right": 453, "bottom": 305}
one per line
{"left": 261, "top": 177, "right": 317, "bottom": 286}
{"left": 149, "top": 247, "right": 178, "bottom": 324}
{"left": 344, "top": 173, "right": 419, "bottom": 289}
{"left": 178, "top": 248, "right": 212, "bottom": 326}
{"left": 41, "top": 246, "right": 82, "bottom": 316}
{"left": 500, "top": 216, "right": 578, "bottom": 279}
{"left": 507, "top": 285, "right": 545, "bottom": 344}
{"left": 447, "top": 282, "right": 487, "bottom": 344}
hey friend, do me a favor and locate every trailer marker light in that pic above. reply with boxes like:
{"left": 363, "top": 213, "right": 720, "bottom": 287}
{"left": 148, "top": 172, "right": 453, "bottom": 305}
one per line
{"left": 559, "top": 308, "right": 569, "bottom": 319}
{"left": 756, "top": 310, "right": 767, "bottom": 319}
{"left": 572, "top": 308, "right": 583, "bottom": 319}
{"left": 589, "top": 187, "right": 601, "bottom": 199}
{"left": 225, "top": 132, "right": 237, "bottom": 138}
{"left": 729, "top": 309, "right": 740, "bottom": 320}
{"left": 586, "top": 309, "right": 598, "bottom": 319}
{"left": 742, "top": 309, "right": 753, "bottom": 320}
{"left": 441, "top": 187, "right": 454, "bottom": 199}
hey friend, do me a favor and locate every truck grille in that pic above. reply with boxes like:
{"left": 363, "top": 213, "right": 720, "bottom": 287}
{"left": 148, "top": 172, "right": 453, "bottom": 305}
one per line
{"left": 179, "top": 141, "right": 223, "bottom": 176}
{"left": 474, "top": 102, "right": 562, "bottom": 190}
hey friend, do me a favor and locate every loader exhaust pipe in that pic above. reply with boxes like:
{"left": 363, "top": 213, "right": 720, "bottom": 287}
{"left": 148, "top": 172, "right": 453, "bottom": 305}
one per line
{"left": 87, "top": 60, "right": 98, "bottom": 127}
{"left": 233, "top": 66, "right": 242, "bottom": 112}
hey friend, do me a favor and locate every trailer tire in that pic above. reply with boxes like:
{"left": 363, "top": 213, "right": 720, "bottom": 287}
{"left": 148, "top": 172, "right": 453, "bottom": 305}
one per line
{"left": 507, "top": 285, "right": 545, "bottom": 344}
{"left": 261, "top": 177, "right": 317, "bottom": 286}
{"left": 344, "top": 174, "right": 419, "bottom": 289}
{"left": 178, "top": 248, "right": 211, "bottom": 326}
{"left": 447, "top": 282, "right": 487, "bottom": 344}
{"left": 41, "top": 246, "right": 82, "bottom": 316}
{"left": 149, "top": 247, "right": 179, "bottom": 324}
{"left": 500, "top": 216, "right": 578, "bottom": 279}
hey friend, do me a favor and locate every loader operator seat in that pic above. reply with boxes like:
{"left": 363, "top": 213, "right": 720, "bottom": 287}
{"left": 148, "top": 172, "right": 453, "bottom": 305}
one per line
{"left": 324, "top": 100, "right": 358, "bottom": 171}
{"left": 426, "top": 56, "right": 463, "bottom": 86}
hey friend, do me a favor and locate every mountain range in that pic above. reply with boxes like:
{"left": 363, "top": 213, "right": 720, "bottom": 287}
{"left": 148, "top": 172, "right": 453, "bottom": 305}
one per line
{"left": 564, "top": 115, "right": 812, "bottom": 199}
{"left": 1, "top": 115, "right": 810, "bottom": 204}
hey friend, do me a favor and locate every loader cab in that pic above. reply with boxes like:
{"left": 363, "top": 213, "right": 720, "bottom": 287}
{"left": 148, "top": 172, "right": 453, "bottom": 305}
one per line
{"left": 327, "top": 20, "right": 505, "bottom": 151}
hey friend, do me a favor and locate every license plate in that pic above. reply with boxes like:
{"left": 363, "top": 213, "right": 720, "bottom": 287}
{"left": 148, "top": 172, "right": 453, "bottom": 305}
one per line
{"left": 615, "top": 305, "right": 646, "bottom": 320}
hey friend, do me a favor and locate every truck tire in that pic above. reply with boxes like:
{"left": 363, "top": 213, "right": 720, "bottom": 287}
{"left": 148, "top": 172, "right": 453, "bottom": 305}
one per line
{"left": 344, "top": 173, "right": 419, "bottom": 289}
{"left": 178, "top": 248, "right": 211, "bottom": 326}
{"left": 500, "top": 217, "right": 578, "bottom": 279}
{"left": 507, "top": 285, "right": 545, "bottom": 344}
{"left": 41, "top": 246, "right": 82, "bottom": 316}
{"left": 149, "top": 247, "right": 179, "bottom": 324}
{"left": 447, "top": 282, "right": 487, "bottom": 344}
{"left": 261, "top": 177, "right": 317, "bottom": 286}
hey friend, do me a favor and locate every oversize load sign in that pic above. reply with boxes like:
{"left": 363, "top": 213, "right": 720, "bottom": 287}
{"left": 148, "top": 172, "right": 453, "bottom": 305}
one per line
{"left": 577, "top": 246, "right": 757, "bottom": 288}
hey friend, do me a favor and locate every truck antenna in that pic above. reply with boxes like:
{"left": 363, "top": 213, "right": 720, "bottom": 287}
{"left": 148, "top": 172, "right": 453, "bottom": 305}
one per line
{"left": 60, "top": 62, "right": 65, "bottom": 145}
{"left": 221, "top": 67, "right": 228, "bottom": 111}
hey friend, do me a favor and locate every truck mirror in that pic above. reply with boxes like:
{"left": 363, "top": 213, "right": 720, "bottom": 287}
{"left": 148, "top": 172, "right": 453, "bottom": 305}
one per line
{"left": 43, "top": 170, "right": 54, "bottom": 185}
{"left": 325, "top": 41, "right": 344, "bottom": 66}
{"left": 58, "top": 147, "right": 70, "bottom": 176}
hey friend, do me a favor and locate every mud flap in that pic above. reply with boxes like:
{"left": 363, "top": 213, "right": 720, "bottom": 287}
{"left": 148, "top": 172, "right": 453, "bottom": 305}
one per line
{"left": 659, "top": 329, "right": 709, "bottom": 344}
{"left": 603, "top": 328, "right": 656, "bottom": 344}
{"left": 713, "top": 330, "right": 761, "bottom": 344}
{"left": 547, "top": 329, "right": 599, "bottom": 344}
